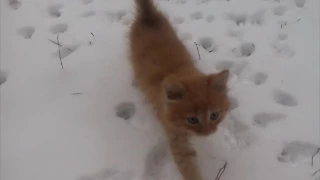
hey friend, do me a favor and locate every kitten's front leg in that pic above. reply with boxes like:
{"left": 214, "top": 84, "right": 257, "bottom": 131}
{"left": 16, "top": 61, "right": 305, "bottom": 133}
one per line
{"left": 168, "top": 133, "right": 203, "bottom": 180}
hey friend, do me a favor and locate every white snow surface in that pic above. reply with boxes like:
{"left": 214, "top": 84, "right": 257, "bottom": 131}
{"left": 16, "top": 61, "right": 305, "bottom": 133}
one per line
{"left": 1, "top": 0, "right": 319, "bottom": 180}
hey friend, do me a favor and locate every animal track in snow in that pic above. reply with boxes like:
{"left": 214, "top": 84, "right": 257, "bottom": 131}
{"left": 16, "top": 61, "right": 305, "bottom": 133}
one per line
{"left": 9, "top": 0, "right": 22, "bottom": 10}
{"left": 278, "top": 141, "right": 319, "bottom": 164}
{"left": 223, "top": 114, "right": 255, "bottom": 148}
{"left": 115, "top": 102, "right": 136, "bottom": 120}
{"left": 251, "top": 72, "right": 268, "bottom": 85}
{"left": 228, "top": 29, "right": 245, "bottom": 39}
{"left": 106, "top": 10, "right": 127, "bottom": 22}
{"left": 227, "top": 12, "right": 247, "bottom": 26}
{"left": 144, "top": 141, "right": 169, "bottom": 179}
{"left": 81, "top": 0, "right": 94, "bottom": 5}
{"left": 0, "top": 71, "right": 8, "bottom": 86}
{"left": 278, "top": 33, "right": 288, "bottom": 40}
{"left": 197, "top": 37, "right": 218, "bottom": 52}
{"left": 47, "top": 3, "right": 63, "bottom": 18}
{"left": 81, "top": 11, "right": 96, "bottom": 18}
{"left": 272, "top": 90, "right": 298, "bottom": 107}
{"left": 295, "top": 0, "right": 307, "bottom": 8}
{"left": 252, "top": 112, "right": 286, "bottom": 128}
{"left": 271, "top": 41, "right": 295, "bottom": 57}
{"left": 206, "top": 15, "right": 215, "bottom": 22}
{"left": 273, "top": 6, "right": 286, "bottom": 16}
{"left": 17, "top": 26, "right": 35, "bottom": 39}
{"left": 215, "top": 60, "right": 234, "bottom": 71}
{"left": 190, "top": 11, "right": 203, "bottom": 20}
{"left": 53, "top": 44, "right": 79, "bottom": 59}
{"left": 250, "top": 9, "right": 266, "bottom": 25}
{"left": 172, "top": 16, "right": 184, "bottom": 24}
{"left": 175, "top": 0, "right": 187, "bottom": 4}
{"left": 239, "top": 42, "right": 255, "bottom": 57}
{"left": 49, "top": 23, "right": 68, "bottom": 34}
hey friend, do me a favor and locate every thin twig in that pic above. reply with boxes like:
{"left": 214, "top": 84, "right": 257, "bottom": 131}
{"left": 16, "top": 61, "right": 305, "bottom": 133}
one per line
{"left": 312, "top": 148, "right": 320, "bottom": 166}
{"left": 194, "top": 42, "right": 201, "bottom": 60}
{"left": 48, "top": 39, "right": 73, "bottom": 52}
{"left": 215, "top": 162, "right": 227, "bottom": 180}
{"left": 91, "top": 32, "right": 94, "bottom": 37}
{"left": 57, "top": 34, "right": 64, "bottom": 69}
{"left": 313, "top": 170, "right": 320, "bottom": 176}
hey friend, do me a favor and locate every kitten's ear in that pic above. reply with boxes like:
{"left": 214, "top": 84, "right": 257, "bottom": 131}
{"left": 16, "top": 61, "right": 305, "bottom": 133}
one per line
{"left": 163, "top": 76, "right": 186, "bottom": 103}
{"left": 208, "top": 70, "right": 229, "bottom": 90}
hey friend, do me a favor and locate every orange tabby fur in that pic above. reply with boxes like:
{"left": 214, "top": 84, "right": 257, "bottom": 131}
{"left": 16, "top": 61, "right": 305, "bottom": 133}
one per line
{"left": 129, "top": 0, "right": 230, "bottom": 179}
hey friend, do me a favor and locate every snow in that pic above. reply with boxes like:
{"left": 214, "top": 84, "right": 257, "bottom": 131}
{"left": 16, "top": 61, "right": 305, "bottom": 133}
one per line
{"left": 0, "top": 0, "right": 319, "bottom": 180}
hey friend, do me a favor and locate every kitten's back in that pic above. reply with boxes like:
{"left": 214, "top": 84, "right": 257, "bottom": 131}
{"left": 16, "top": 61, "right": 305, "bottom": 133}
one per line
{"left": 129, "top": 0, "right": 197, "bottom": 88}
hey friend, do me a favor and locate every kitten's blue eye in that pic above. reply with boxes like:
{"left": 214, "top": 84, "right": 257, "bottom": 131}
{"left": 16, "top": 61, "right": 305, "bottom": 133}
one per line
{"left": 210, "top": 112, "right": 220, "bottom": 121}
{"left": 187, "top": 117, "right": 199, "bottom": 124}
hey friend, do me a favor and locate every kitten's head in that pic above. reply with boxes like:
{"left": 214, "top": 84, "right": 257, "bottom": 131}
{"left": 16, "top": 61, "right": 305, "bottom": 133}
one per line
{"left": 162, "top": 70, "right": 230, "bottom": 136}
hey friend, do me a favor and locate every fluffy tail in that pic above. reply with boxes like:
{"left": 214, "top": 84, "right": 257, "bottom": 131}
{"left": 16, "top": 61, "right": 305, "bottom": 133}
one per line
{"left": 134, "top": 0, "right": 161, "bottom": 26}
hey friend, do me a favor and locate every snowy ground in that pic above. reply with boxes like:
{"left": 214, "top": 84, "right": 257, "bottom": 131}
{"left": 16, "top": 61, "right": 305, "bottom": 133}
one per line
{"left": 1, "top": 0, "right": 319, "bottom": 180}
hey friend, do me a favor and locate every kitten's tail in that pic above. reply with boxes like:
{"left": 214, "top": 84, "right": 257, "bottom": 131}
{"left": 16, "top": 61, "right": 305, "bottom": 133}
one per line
{"left": 134, "top": 0, "right": 161, "bottom": 26}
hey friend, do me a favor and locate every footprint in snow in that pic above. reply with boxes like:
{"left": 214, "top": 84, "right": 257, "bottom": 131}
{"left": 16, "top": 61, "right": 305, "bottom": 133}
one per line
{"left": 278, "top": 141, "right": 319, "bottom": 164}
{"left": 52, "top": 44, "right": 79, "bottom": 59}
{"left": 227, "top": 12, "right": 248, "bottom": 26}
{"left": 144, "top": 140, "right": 169, "bottom": 179}
{"left": 239, "top": 42, "right": 255, "bottom": 57}
{"left": 222, "top": 114, "right": 255, "bottom": 148}
{"left": 80, "top": 0, "right": 94, "bottom": 5}
{"left": 252, "top": 112, "right": 286, "bottom": 128}
{"left": 278, "top": 33, "right": 288, "bottom": 40}
{"left": 250, "top": 9, "right": 266, "bottom": 25}
{"left": 206, "top": 15, "right": 215, "bottom": 23}
{"left": 272, "top": 90, "right": 298, "bottom": 107}
{"left": 190, "top": 11, "right": 203, "bottom": 20}
{"left": 81, "top": 11, "right": 96, "bottom": 18}
{"left": 0, "top": 71, "right": 8, "bottom": 86}
{"left": 295, "top": 0, "right": 307, "bottom": 8}
{"left": 172, "top": 16, "right": 185, "bottom": 25}
{"left": 49, "top": 23, "right": 68, "bottom": 34}
{"left": 9, "top": 0, "right": 22, "bottom": 10}
{"left": 105, "top": 10, "right": 127, "bottom": 22}
{"left": 47, "top": 3, "right": 63, "bottom": 18}
{"left": 250, "top": 72, "right": 268, "bottom": 85}
{"left": 197, "top": 36, "right": 218, "bottom": 52}
{"left": 17, "top": 26, "right": 35, "bottom": 39}
{"left": 273, "top": 6, "right": 286, "bottom": 16}
{"left": 115, "top": 102, "right": 136, "bottom": 120}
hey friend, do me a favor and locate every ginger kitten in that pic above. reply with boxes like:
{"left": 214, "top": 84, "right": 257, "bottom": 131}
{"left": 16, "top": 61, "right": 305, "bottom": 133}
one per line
{"left": 129, "top": 0, "right": 230, "bottom": 179}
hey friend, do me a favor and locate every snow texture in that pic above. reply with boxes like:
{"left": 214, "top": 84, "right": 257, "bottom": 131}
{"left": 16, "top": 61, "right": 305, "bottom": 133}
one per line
{"left": 1, "top": 0, "right": 319, "bottom": 180}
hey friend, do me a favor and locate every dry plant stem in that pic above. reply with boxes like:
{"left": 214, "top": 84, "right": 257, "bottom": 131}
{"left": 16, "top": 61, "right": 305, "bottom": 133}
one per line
{"left": 48, "top": 39, "right": 73, "bottom": 52}
{"left": 215, "top": 162, "right": 227, "bottom": 180}
{"left": 313, "top": 170, "right": 320, "bottom": 176}
{"left": 312, "top": 148, "right": 320, "bottom": 166}
{"left": 194, "top": 42, "right": 201, "bottom": 60}
{"left": 57, "top": 34, "right": 64, "bottom": 69}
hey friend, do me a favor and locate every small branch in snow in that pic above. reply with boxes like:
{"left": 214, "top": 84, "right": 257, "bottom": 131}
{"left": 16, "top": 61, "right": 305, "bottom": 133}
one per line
{"left": 280, "top": 19, "right": 300, "bottom": 28}
{"left": 215, "top": 162, "right": 227, "bottom": 180}
{"left": 57, "top": 34, "right": 64, "bottom": 69}
{"left": 48, "top": 39, "right": 73, "bottom": 52}
{"left": 313, "top": 169, "right": 320, "bottom": 176}
{"left": 194, "top": 42, "right": 201, "bottom": 60}
{"left": 312, "top": 148, "right": 320, "bottom": 166}
{"left": 91, "top": 32, "right": 94, "bottom": 37}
